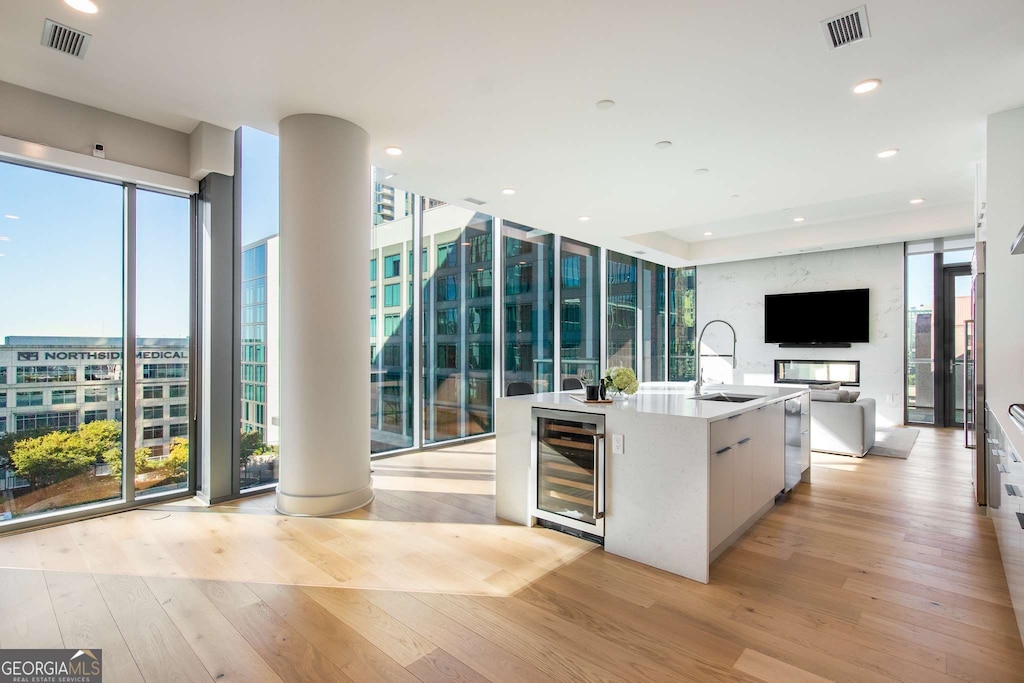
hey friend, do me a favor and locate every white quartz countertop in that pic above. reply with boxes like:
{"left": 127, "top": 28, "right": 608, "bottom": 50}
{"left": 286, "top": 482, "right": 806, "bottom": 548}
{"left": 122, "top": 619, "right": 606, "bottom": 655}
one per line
{"left": 500, "top": 383, "right": 807, "bottom": 421}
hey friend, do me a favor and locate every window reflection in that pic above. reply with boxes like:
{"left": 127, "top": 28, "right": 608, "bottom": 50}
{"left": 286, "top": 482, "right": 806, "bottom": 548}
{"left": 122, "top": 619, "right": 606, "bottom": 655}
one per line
{"left": 423, "top": 206, "right": 494, "bottom": 444}
{"left": 560, "top": 239, "right": 600, "bottom": 384}
{"left": 502, "top": 222, "right": 554, "bottom": 394}
{"left": 607, "top": 251, "right": 637, "bottom": 371}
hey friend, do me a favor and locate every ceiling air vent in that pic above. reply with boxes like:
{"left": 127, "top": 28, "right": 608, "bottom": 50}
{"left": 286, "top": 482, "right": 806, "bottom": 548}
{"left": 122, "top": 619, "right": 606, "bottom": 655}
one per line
{"left": 820, "top": 6, "right": 871, "bottom": 51}
{"left": 41, "top": 19, "right": 92, "bottom": 59}
{"left": 463, "top": 197, "right": 487, "bottom": 206}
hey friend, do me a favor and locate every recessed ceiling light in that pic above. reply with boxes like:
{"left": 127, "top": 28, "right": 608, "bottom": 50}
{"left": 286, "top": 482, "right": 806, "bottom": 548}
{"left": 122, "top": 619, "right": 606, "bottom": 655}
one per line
{"left": 476, "top": 267, "right": 484, "bottom": 271}
{"left": 3, "top": 215, "right": 18, "bottom": 220}
{"left": 877, "top": 148, "right": 899, "bottom": 159}
{"left": 384, "top": 146, "right": 402, "bottom": 156}
{"left": 461, "top": 241, "right": 471, "bottom": 246}
{"left": 654, "top": 141, "right": 672, "bottom": 150}
{"left": 910, "top": 197, "right": 925, "bottom": 204}
{"left": 852, "top": 78, "right": 881, "bottom": 94}
{"left": 704, "top": 231, "right": 713, "bottom": 236}
{"left": 502, "top": 188, "right": 516, "bottom": 195}
{"left": 519, "top": 261, "right": 527, "bottom": 265}
{"left": 595, "top": 99, "right": 616, "bottom": 110}
{"left": 730, "top": 194, "right": 740, "bottom": 199}
{"left": 633, "top": 250, "right": 646, "bottom": 255}
{"left": 793, "top": 217, "right": 806, "bottom": 223}
{"left": 64, "top": 0, "right": 98, "bottom": 13}
{"left": 578, "top": 216, "right": 590, "bottom": 222}
{"left": 694, "top": 168, "right": 709, "bottom": 175}
{"left": 383, "top": 173, "right": 395, "bottom": 180}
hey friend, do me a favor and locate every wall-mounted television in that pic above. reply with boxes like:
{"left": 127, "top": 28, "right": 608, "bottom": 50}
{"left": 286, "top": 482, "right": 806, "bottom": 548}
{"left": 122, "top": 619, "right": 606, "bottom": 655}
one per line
{"left": 764, "top": 288, "right": 869, "bottom": 346}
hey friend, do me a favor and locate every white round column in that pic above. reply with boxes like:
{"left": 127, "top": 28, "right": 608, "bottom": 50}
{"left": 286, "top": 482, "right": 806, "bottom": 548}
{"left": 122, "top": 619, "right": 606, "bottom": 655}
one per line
{"left": 276, "top": 114, "right": 374, "bottom": 516}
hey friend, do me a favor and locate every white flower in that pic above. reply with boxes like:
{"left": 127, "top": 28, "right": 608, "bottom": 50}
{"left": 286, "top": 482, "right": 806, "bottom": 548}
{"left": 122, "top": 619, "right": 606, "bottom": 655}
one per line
{"left": 604, "top": 367, "right": 639, "bottom": 394}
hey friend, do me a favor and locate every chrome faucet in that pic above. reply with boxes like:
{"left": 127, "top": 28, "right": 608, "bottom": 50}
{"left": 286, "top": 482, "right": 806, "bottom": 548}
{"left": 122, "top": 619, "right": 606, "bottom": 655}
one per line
{"left": 694, "top": 319, "right": 737, "bottom": 395}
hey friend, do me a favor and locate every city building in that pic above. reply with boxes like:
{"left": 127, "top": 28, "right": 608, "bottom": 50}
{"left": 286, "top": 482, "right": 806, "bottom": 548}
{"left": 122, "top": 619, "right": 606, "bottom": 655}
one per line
{"left": 0, "top": 336, "right": 189, "bottom": 454}
{"left": 241, "top": 236, "right": 280, "bottom": 445}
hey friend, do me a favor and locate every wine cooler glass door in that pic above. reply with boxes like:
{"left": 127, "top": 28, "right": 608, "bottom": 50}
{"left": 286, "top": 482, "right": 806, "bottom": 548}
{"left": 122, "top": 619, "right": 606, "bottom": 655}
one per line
{"left": 535, "top": 412, "right": 605, "bottom": 526}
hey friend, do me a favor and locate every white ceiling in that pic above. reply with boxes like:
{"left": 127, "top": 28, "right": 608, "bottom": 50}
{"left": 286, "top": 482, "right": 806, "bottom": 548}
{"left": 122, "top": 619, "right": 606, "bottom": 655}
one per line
{"left": 2, "top": 0, "right": 1023, "bottom": 262}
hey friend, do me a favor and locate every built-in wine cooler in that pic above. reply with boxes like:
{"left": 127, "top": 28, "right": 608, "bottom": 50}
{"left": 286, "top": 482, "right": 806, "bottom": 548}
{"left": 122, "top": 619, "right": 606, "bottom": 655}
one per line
{"left": 531, "top": 408, "right": 605, "bottom": 541}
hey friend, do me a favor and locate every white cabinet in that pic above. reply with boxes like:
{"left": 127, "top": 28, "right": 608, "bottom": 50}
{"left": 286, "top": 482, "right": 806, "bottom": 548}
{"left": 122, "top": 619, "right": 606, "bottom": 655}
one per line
{"left": 709, "top": 442, "right": 734, "bottom": 549}
{"left": 733, "top": 437, "right": 754, "bottom": 523}
{"left": 709, "top": 398, "right": 795, "bottom": 554}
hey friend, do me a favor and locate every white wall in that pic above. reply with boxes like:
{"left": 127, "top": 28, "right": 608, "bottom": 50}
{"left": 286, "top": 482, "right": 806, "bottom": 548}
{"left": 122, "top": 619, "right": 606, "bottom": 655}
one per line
{"left": 0, "top": 80, "right": 191, "bottom": 178}
{"left": 985, "top": 107, "right": 1024, "bottom": 405}
{"left": 696, "top": 243, "right": 905, "bottom": 427}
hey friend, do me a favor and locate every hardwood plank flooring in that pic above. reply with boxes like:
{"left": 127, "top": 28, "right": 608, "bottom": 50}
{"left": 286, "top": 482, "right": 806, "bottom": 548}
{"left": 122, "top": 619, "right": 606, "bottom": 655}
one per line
{"left": 0, "top": 427, "right": 1019, "bottom": 681}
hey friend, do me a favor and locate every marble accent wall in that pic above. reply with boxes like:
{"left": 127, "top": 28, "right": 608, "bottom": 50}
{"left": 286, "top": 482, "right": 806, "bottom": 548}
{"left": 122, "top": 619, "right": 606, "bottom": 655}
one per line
{"left": 696, "top": 243, "right": 905, "bottom": 427}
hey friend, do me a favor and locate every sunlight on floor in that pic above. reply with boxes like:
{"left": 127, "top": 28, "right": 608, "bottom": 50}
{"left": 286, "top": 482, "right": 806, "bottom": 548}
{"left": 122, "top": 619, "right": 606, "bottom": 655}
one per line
{"left": 0, "top": 439, "right": 596, "bottom": 597}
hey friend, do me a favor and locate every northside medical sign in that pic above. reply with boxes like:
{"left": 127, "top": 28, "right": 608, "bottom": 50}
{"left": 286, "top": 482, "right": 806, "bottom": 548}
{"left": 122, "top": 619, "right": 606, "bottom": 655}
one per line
{"left": 15, "top": 350, "right": 187, "bottom": 361}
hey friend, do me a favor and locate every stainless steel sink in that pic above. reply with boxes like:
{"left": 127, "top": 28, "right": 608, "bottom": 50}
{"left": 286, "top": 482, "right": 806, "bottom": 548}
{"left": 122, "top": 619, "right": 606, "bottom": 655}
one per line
{"left": 689, "top": 393, "right": 762, "bottom": 403}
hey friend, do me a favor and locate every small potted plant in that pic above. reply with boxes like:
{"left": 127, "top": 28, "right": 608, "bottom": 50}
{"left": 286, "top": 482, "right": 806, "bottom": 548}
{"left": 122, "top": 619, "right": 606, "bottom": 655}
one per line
{"left": 603, "top": 367, "right": 639, "bottom": 398}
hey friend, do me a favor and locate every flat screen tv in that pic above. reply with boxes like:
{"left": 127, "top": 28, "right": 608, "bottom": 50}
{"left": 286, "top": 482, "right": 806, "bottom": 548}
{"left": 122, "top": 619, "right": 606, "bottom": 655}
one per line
{"left": 764, "top": 288, "right": 869, "bottom": 345}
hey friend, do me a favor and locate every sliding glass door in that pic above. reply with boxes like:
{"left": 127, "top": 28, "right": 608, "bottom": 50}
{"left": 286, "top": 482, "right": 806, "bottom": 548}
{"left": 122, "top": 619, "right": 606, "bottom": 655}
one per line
{"left": 0, "top": 159, "right": 194, "bottom": 528}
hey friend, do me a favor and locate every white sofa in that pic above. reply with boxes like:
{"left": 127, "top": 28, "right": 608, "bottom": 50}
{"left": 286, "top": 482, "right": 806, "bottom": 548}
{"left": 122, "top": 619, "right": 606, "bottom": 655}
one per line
{"left": 809, "top": 389, "right": 876, "bottom": 457}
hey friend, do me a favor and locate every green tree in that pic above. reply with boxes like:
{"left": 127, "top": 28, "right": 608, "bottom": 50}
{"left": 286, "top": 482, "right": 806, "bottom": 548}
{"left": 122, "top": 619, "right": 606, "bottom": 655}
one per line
{"left": 11, "top": 431, "right": 94, "bottom": 489}
{"left": 104, "top": 445, "right": 152, "bottom": 483}
{"left": 0, "top": 427, "right": 56, "bottom": 471}
{"left": 240, "top": 429, "right": 264, "bottom": 466}
{"left": 166, "top": 438, "right": 189, "bottom": 478}
{"left": 78, "top": 420, "right": 122, "bottom": 462}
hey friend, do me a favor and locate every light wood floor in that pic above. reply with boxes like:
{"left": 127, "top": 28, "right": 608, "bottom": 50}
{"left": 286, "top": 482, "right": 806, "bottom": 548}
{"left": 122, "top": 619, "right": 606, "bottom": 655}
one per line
{"left": 0, "top": 429, "right": 1020, "bottom": 682}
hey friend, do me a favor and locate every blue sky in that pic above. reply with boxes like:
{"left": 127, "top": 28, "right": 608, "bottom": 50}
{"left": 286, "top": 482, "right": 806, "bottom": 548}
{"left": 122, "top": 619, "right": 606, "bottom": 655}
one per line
{"left": 0, "top": 162, "right": 192, "bottom": 341}
{"left": 0, "top": 127, "right": 281, "bottom": 344}
{"left": 241, "top": 127, "right": 280, "bottom": 244}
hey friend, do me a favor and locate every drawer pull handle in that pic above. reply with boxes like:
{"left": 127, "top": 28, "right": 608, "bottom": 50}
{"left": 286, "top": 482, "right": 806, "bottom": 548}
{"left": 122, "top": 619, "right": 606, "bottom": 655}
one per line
{"left": 998, "top": 464, "right": 1009, "bottom": 474}
{"left": 1017, "top": 512, "right": 1024, "bottom": 531}
{"left": 738, "top": 437, "right": 752, "bottom": 445}
{"left": 1007, "top": 484, "right": 1022, "bottom": 498}
{"left": 715, "top": 446, "right": 732, "bottom": 455}
{"left": 1012, "top": 452, "right": 1022, "bottom": 464}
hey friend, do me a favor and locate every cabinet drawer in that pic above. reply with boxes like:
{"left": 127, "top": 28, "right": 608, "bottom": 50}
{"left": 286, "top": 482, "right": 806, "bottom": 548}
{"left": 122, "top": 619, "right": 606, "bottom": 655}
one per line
{"left": 710, "top": 412, "right": 752, "bottom": 453}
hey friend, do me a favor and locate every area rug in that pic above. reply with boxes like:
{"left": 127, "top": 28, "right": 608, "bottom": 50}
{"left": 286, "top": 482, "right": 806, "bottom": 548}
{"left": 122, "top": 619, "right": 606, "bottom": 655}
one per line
{"left": 868, "top": 427, "right": 920, "bottom": 459}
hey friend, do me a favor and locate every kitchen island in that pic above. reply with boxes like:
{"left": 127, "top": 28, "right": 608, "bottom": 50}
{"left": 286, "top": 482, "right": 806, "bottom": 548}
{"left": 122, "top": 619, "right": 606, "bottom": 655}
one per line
{"left": 495, "top": 383, "right": 810, "bottom": 583}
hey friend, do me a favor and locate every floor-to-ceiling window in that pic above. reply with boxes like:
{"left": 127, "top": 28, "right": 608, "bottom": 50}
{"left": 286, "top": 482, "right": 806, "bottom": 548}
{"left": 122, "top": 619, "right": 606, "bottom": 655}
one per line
{"left": 904, "top": 238, "right": 975, "bottom": 426}
{"left": 502, "top": 222, "right": 555, "bottom": 394}
{"left": 423, "top": 202, "right": 494, "bottom": 443}
{"left": 641, "top": 261, "right": 667, "bottom": 381}
{"left": 669, "top": 267, "right": 697, "bottom": 381}
{"left": 370, "top": 169, "right": 415, "bottom": 453}
{"left": 234, "top": 130, "right": 697, "bottom": 457}
{"left": 560, "top": 238, "right": 601, "bottom": 384}
{"left": 135, "top": 189, "right": 192, "bottom": 497}
{"left": 0, "top": 159, "right": 195, "bottom": 527}
{"left": 239, "top": 127, "right": 280, "bottom": 488}
{"left": 607, "top": 251, "right": 638, "bottom": 371}
{"left": 905, "top": 246, "right": 935, "bottom": 424}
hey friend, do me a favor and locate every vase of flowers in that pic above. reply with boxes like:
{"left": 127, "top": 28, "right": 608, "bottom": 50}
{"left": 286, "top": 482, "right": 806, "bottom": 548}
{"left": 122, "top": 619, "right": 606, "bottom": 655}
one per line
{"left": 603, "top": 367, "right": 639, "bottom": 398}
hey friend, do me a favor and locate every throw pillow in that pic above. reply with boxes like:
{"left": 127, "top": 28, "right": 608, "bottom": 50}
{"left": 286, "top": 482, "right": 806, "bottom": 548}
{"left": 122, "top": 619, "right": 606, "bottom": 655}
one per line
{"left": 810, "top": 389, "right": 841, "bottom": 402}
{"left": 847, "top": 391, "right": 861, "bottom": 402}
{"left": 815, "top": 382, "right": 841, "bottom": 390}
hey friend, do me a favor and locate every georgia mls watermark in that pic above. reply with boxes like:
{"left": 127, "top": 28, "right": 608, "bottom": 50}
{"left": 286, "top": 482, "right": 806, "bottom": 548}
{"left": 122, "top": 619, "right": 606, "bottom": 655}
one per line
{"left": 0, "top": 649, "right": 101, "bottom": 683}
